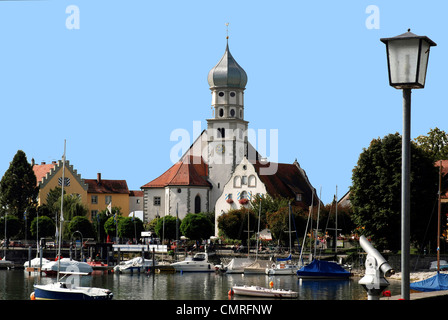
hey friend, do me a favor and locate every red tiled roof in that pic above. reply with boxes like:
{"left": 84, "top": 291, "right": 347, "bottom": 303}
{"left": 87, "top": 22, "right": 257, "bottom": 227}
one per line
{"left": 85, "top": 179, "right": 129, "bottom": 194}
{"left": 129, "top": 190, "right": 144, "bottom": 197}
{"left": 33, "top": 162, "right": 57, "bottom": 186}
{"left": 141, "top": 156, "right": 210, "bottom": 188}
{"left": 254, "top": 161, "right": 319, "bottom": 209}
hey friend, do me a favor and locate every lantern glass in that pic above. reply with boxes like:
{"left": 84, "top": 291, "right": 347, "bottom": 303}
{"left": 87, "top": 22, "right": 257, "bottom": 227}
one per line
{"left": 381, "top": 30, "right": 436, "bottom": 89}
{"left": 387, "top": 39, "right": 421, "bottom": 87}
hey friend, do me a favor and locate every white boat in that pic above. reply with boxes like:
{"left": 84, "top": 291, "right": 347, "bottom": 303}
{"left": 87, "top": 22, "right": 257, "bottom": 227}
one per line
{"left": 32, "top": 282, "right": 113, "bottom": 300}
{"left": 266, "top": 258, "right": 299, "bottom": 275}
{"left": 170, "top": 252, "right": 215, "bottom": 272}
{"left": 231, "top": 285, "right": 298, "bottom": 299}
{"left": 114, "top": 256, "right": 157, "bottom": 274}
{"left": 220, "top": 258, "right": 254, "bottom": 274}
{"left": 41, "top": 258, "right": 93, "bottom": 276}
{"left": 24, "top": 257, "right": 51, "bottom": 271}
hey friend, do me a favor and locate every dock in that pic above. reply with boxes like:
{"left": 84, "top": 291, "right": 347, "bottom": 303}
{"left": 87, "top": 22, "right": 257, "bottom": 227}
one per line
{"left": 382, "top": 290, "right": 448, "bottom": 300}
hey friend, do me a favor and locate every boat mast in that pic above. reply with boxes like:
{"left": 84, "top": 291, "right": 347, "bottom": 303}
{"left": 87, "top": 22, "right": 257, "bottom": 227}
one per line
{"left": 314, "top": 187, "right": 322, "bottom": 259}
{"left": 335, "top": 185, "right": 338, "bottom": 255}
{"left": 438, "top": 161, "right": 442, "bottom": 272}
{"left": 299, "top": 189, "right": 313, "bottom": 264}
{"left": 255, "top": 199, "right": 261, "bottom": 260}
{"left": 57, "top": 140, "right": 66, "bottom": 282}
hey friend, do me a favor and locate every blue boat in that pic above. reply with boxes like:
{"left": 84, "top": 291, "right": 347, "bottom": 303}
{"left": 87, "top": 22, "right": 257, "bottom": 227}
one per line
{"left": 410, "top": 273, "right": 448, "bottom": 292}
{"left": 296, "top": 260, "right": 351, "bottom": 279}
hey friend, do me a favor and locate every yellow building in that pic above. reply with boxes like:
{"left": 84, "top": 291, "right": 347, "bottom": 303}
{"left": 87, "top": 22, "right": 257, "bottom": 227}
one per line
{"left": 33, "top": 160, "right": 89, "bottom": 207}
{"left": 33, "top": 160, "right": 130, "bottom": 220}
{"left": 84, "top": 173, "right": 130, "bottom": 219}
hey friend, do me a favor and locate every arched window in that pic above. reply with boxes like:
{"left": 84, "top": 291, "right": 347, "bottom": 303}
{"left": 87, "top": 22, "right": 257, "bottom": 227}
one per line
{"left": 217, "top": 128, "right": 225, "bottom": 138}
{"left": 248, "top": 175, "right": 256, "bottom": 187}
{"left": 234, "top": 176, "right": 241, "bottom": 188}
{"left": 194, "top": 195, "right": 201, "bottom": 213}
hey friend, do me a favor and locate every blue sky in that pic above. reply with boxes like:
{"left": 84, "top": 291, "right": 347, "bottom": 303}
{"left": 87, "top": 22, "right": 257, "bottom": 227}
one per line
{"left": 0, "top": 0, "right": 446, "bottom": 204}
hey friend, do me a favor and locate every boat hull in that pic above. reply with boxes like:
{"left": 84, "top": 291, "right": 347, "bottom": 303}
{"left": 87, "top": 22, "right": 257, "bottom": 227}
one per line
{"left": 296, "top": 260, "right": 351, "bottom": 280}
{"left": 232, "top": 285, "right": 298, "bottom": 299}
{"left": 33, "top": 283, "right": 113, "bottom": 300}
{"left": 171, "top": 262, "right": 215, "bottom": 272}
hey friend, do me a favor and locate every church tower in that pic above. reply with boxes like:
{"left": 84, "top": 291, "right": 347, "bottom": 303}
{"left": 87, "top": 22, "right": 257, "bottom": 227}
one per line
{"left": 207, "top": 39, "right": 249, "bottom": 208}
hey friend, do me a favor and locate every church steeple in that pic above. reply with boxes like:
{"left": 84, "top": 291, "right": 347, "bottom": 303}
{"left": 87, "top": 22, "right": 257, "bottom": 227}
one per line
{"left": 207, "top": 40, "right": 247, "bottom": 120}
{"left": 206, "top": 36, "right": 249, "bottom": 211}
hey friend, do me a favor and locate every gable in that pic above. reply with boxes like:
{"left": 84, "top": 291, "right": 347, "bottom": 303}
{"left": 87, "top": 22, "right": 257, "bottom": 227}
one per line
{"left": 33, "top": 160, "right": 88, "bottom": 191}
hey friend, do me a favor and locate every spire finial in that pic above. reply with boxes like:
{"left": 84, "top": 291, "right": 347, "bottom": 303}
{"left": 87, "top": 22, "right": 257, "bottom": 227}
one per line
{"left": 226, "top": 22, "right": 229, "bottom": 40}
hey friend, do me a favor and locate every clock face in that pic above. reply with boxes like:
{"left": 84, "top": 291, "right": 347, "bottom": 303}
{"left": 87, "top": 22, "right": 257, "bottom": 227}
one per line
{"left": 216, "top": 144, "right": 225, "bottom": 154}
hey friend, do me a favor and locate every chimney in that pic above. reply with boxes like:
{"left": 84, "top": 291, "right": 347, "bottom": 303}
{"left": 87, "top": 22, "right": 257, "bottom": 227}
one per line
{"left": 97, "top": 173, "right": 101, "bottom": 183}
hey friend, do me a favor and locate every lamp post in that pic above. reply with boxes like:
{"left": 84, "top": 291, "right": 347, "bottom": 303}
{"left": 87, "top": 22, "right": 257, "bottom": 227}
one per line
{"left": 380, "top": 29, "right": 436, "bottom": 300}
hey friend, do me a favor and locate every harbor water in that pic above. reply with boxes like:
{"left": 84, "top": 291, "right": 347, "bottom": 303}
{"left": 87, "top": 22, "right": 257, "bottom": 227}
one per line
{"left": 0, "top": 268, "right": 402, "bottom": 300}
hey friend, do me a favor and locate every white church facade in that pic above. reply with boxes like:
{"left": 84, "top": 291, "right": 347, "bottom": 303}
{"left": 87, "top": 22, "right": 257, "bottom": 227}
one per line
{"left": 141, "top": 39, "right": 320, "bottom": 235}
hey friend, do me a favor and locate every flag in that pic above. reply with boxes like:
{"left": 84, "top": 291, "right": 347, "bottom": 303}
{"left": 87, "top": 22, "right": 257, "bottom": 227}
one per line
{"left": 107, "top": 202, "right": 112, "bottom": 215}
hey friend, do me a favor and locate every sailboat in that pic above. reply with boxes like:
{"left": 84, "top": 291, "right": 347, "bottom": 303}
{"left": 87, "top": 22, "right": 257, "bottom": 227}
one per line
{"left": 244, "top": 199, "right": 271, "bottom": 274}
{"left": 32, "top": 141, "right": 113, "bottom": 300}
{"left": 296, "top": 186, "right": 351, "bottom": 280}
{"left": 266, "top": 202, "right": 299, "bottom": 275}
{"left": 410, "top": 161, "right": 448, "bottom": 292}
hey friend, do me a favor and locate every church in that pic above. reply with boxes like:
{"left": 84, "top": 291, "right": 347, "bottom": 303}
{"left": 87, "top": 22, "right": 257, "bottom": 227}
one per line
{"left": 141, "top": 39, "right": 321, "bottom": 235}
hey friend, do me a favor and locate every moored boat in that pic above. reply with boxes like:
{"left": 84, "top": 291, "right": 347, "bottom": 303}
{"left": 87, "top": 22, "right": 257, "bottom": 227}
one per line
{"left": 296, "top": 259, "right": 351, "bottom": 279}
{"left": 220, "top": 258, "right": 255, "bottom": 274}
{"left": 113, "top": 256, "right": 157, "bottom": 274}
{"left": 231, "top": 285, "right": 298, "bottom": 298}
{"left": 41, "top": 258, "right": 93, "bottom": 276}
{"left": 32, "top": 282, "right": 113, "bottom": 300}
{"left": 170, "top": 252, "right": 215, "bottom": 272}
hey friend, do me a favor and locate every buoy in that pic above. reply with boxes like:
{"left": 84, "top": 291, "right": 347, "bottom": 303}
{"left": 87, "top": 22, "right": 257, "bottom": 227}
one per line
{"left": 30, "top": 292, "right": 35, "bottom": 300}
{"left": 228, "top": 288, "right": 234, "bottom": 296}
{"left": 269, "top": 281, "right": 274, "bottom": 288}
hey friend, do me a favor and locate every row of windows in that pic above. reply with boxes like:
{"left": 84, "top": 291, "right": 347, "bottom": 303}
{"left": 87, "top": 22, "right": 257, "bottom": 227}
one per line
{"left": 91, "top": 195, "right": 112, "bottom": 204}
{"left": 234, "top": 175, "right": 256, "bottom": 188}
{"left": 218, "top": 108, "right": 243, "bottom": 119}
{"left": 218, "top": 91, "right": 236, "bottom": 98}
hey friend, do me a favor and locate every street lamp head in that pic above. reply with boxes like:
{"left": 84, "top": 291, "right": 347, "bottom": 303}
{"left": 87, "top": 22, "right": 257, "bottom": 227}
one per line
{"left": 381, "top": 29, "right": 436, "bottom": 89}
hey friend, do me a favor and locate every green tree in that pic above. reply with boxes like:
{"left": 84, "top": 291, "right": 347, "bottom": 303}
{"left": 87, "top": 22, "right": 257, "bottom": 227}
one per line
{"left": 180, "top": 213, "right": 214, "bottom": 241}
{"left": 414, "top": 127, "right": 448, "bottom": 161}
{"left": 154, "top": 215, "right": 181, "bottom": 241}
{"left": 104, "top": 207, "right": 123, "bottom": 241}
{"left": 250, "top": 194, "right": 290, "bottom": 229}
{"left": 217, "top": 208, "right": 256, "bottom": 244}
{"left": 0, "top": 215, "right": 22, "bottom": 239}
{"left": 30, "top": 216, "right": 56, "bottom": 239}
{"left": 0, "top": 150, "right": 38, "bottom": 218}
{"left": 61, "top": 194, "right": 88, "bottom": 220}
{"left": 67, "top": 216, "right": 96, "bottom": 239}
{"left": 350, "top": 133, "right": 438, "bottom": 251}
{"left": 118, "top": 216, "right": 144, "bottom": 241}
